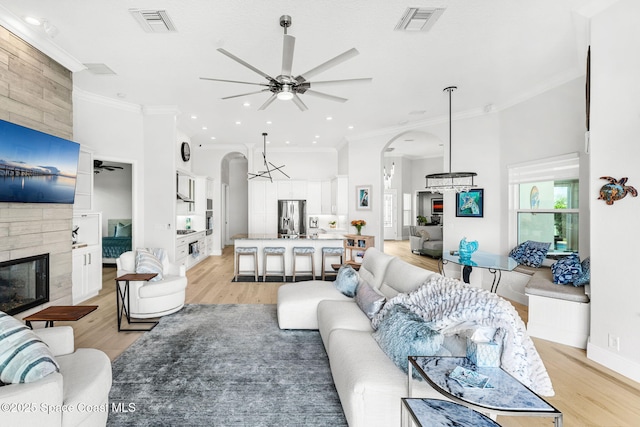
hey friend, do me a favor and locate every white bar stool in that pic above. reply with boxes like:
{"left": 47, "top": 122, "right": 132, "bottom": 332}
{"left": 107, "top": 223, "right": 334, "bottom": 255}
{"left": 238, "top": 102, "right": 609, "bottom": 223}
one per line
{"left": 292, "top": 246, "right": 315, "bottom": 282}
{"left": 321, "top": 246, "right": 344, "bottom": 280}
{"left": 234, "top": 246, "right": 258, "bottom": 281}
{"left": 263, "top": 246, "right": 286, "bottom": 282}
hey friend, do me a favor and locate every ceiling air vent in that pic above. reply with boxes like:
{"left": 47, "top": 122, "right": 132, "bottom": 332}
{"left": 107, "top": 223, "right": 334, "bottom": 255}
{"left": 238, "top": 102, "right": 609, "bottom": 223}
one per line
{"left": 395, "top": 7, "right": 446, "bottom": 32}
{"left": 83, "top": 63, "right": 116, "bottom": 75}
{"left": 129, "top": 9, "right": 177, "bottom": 33}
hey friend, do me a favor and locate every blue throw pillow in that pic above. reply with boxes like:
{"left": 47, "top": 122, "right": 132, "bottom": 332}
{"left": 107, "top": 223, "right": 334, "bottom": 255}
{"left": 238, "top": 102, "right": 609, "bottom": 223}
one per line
{"left": 333, "top": 265, "right": 358, "bottom": 297}
{"left": 551, "top": 253, "right": 582, "bottom": 285}
{"left": 511, "top": 240, "right": 551, "bottom": 267}
{"left": 355, "top": 279, "right": 386, "bottom": 319}
{"left": 573, "top": 257, "right": 590, "bottom": 286}
{"left": 373, "top": 305, "right": 443, "bottom": 376}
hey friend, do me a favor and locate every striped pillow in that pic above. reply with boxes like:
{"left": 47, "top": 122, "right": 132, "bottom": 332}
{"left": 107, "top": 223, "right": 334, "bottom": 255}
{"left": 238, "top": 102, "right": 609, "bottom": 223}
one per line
{"left": 135, "top": 248, "right": 164, "bottom": 282}
{"left": 0, "top": 312, "right": 60, "bottom": 384}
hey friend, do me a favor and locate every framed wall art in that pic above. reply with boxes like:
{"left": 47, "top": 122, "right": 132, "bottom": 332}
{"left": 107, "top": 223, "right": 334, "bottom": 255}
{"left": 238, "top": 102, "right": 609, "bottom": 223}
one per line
{"left": 456, "top": 189, "right": 484, "bottom": 218}
{"left": 431, "top": 198, "right": 443, "bottom": 214}
{"left": 356, "top": 185, "right": 371, "bottom": 210}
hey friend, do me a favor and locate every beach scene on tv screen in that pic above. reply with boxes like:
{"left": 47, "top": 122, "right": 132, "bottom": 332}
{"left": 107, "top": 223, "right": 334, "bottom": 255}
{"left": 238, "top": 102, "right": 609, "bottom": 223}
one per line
{"left": 0, "top": 120, "right": 80, "bottom": 204}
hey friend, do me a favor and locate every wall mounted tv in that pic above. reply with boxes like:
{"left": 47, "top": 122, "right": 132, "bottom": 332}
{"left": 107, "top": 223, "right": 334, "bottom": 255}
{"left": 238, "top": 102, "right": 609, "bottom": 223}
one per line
{"left": 0, "top": 120, "right": 80, "bottom": 204}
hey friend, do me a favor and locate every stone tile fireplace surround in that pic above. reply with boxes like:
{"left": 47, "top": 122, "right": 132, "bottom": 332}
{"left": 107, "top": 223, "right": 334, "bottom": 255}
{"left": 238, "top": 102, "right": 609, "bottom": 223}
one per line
{"left": 0, "top": 26, "right": 75, "bottom": 319}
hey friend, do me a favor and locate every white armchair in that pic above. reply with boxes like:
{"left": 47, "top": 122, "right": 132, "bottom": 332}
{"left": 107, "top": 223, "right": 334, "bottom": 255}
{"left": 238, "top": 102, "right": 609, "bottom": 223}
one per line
{"left": 0, "top": 326, "right": 112, "bottom": 427}
{"left": 116, "top": 250, "right": 188, "bottom": 319}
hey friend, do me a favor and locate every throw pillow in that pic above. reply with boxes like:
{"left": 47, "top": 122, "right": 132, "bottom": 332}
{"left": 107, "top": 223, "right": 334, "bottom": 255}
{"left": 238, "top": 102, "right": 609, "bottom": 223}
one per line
{"left": 115, "top": 222, "right": 132, "bottom": 237}
{"left": 510, "top": 240, "right": 551, "bottom": 267}
{"left": 0, "top": 312, "right": 60, "bottom": 384}
{"left": 135, "top": 248, "right": 164, "bottom": 282}
{"left": 418, "top": 230, "right": 430, "bottom": 241}
{"left": 573, "top": 257, "right": 591, "bottom": 286}
{"left": 372, "top": 305, "right": 443, "bottom": 376}
{"left": 355, "top": 279, "right": 386, "bottom": 319}
{"left": 551, "top": 253, "right": 582, "bottom": 285}
{"left": 333, "top": 265, "right": 358, "bottom": 297}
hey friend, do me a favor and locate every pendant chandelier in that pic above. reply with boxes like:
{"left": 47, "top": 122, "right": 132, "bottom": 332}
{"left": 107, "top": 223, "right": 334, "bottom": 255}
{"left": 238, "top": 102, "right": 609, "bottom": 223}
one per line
{"left": 425, "top": 86, "right": 477, "bottom": 193}
{"left": 248, "top": 132, "right": 289, "bottom": 182}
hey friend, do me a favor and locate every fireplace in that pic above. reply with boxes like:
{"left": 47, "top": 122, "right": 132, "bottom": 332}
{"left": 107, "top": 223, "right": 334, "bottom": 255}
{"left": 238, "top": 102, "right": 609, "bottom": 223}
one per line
{"left": 0, "top": 254, "right": 49, "bottom": 315}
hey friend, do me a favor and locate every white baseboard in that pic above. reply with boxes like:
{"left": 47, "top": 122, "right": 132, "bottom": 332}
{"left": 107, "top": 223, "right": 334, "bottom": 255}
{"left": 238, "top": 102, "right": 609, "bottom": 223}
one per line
{"left": 211, "top": 249, "right": 222, "bottom": 256}
{"left": 587, "top": 342, "right": 640, "bottom": 384}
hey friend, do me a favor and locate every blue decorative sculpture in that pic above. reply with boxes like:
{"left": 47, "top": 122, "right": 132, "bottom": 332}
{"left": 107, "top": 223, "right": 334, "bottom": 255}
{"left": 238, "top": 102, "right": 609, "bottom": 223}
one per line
{"left": 458, "top": 237, "right": 479, "bottom": 262}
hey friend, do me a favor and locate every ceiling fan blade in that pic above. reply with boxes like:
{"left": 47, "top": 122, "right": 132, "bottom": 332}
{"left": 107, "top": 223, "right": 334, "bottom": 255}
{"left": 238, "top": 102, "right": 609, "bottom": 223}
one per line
{"left": 296, "top": 48, "right": 359, "bottom": 81}
{"left": 258, "top": 94, "right": 278, "bottom": 110}
{"left": 304, "top": 89, "right": 348, "bottom": 103}
{"left": 281, "top": 34, "right": 295, "bottom": 76}
{"left": 308, "top": 77, "right": 373, "bottom": 87}
{"left": 217, "top": 48, "right": 277, "bottom": 82}
{"left": 222, "top": 89, "right": 270, "bottom": 100}
{"left": 200, "top": 77, "right": 269, "bottom": 87}
{"left": 291, "top": 94, "right": 309, "bottom": 111}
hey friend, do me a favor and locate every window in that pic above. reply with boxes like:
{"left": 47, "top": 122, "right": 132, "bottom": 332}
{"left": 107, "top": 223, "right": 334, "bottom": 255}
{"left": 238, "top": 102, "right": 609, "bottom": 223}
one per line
{"left": 509, "top": 154, "right": 579, "bottom": 254}
{"left": 402, "top": 193, "right": 412, "bottom": 226}
{"left": 383, "top": 193, "right": 393, "bottom": 228}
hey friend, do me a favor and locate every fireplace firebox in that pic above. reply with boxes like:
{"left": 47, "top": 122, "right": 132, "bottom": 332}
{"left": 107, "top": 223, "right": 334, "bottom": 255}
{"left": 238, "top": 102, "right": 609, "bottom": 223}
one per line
{"left": 0, "top": 254, "right": 49, "bottom": 315}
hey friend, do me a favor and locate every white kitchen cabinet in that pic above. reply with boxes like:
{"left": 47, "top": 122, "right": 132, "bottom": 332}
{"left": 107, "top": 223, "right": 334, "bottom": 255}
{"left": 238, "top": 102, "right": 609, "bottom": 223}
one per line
{"left": 306, "top": 181, "right": 322, "bottom": 214}
{"left": 72, "top": 245, "right": 102, "bottom": 304}
{"left": 277, "top": 180, "right": 307, "bottom": 200}
{"left": 249, "top": 180, "right": 278, "bottom": 234}
{"left": 74, "top": 147, "right": 93, "bottom": 212}
{"left": 331, "top": 175, "right": 348, "bottom": 215}
{"left": 176, "top": 231, "right": 207, "bottom": 270}
{"left": 321, "top": 180, "right": 332, "bottom": 214}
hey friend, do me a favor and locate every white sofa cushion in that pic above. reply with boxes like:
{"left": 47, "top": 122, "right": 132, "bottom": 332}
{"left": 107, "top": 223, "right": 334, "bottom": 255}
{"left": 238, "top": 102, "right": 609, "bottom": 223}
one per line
{"left": 137, "top": 275, "right": 187, "bottom": 298}
{"left": 277, "top": 281, "right": 352, "bottom": 329}
{"left": 357, "top": 248, "right": 394, "bottom": 289}
{"left": 317, "top": 300, "right": 373, "bottom": 351}
{"left": 377, "top": 258, "right": 437, "bottom": 298}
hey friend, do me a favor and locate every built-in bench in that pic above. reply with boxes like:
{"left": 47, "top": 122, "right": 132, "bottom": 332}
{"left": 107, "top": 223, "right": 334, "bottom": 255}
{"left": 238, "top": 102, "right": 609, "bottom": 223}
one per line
{"left": 516, "top": 265, "right": 590, "bottom": 349}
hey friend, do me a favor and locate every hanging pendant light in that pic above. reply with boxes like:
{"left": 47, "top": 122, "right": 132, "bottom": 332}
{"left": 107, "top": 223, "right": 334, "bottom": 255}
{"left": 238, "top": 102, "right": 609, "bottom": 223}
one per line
{"left": 248, "top": 132, "right": 289, "bottom": 182}
{"left": 425, "top": 86, "right": 477, "bottom": 193}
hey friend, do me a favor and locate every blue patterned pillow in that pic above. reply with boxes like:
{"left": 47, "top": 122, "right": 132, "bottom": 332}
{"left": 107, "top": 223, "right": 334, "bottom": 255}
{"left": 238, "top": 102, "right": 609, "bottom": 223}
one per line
{"left": 0, "top": 312, "right": 59, "bottom": 384}
{"left": 135, "top": 249, "right": 164, "bottom": 282}
{"left": 573, "top": 257, "right": 590, "bottom": 286}
{"left": 334, "top": 265, "right": 358, "bottom": 297}
{"left": 373, "top": 305, "right": 443, "bottom": 376}
{"left": 511, "top": 241, "right": 551, "bottom": 267}
{"left": 551, "top": 253, "right": 582, "bottom": 285}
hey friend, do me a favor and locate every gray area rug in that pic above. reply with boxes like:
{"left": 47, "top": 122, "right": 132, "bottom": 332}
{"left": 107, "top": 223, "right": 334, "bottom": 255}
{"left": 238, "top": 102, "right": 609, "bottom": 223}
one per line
{"left": 108, "top": 304, "right": 347, "bottom": 426}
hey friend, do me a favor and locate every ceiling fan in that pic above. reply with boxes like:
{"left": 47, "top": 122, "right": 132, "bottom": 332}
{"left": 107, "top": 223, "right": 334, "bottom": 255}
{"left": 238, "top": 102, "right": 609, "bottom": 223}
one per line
{"left": 200, "top": 15, "right": 372, "bottom": 111}
{"left": 94, "top": 160, "right": 123, "bottom": 174}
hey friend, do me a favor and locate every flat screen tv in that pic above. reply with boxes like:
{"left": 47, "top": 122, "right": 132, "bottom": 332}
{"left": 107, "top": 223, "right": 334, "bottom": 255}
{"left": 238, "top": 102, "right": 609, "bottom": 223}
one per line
{"left": 0, "top": 120, "right": 80, "bottom": 204}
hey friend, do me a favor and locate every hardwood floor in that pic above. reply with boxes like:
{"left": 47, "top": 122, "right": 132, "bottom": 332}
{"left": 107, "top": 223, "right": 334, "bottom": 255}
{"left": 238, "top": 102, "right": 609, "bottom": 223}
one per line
{"left": 66, "top": 241, "right": 639, "bottom": 426}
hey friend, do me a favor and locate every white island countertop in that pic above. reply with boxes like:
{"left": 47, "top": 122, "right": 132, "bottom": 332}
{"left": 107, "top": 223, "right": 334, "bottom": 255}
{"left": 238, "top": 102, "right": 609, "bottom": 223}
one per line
{"left": 232, "top": 233, "right": 346, "bottom": 240}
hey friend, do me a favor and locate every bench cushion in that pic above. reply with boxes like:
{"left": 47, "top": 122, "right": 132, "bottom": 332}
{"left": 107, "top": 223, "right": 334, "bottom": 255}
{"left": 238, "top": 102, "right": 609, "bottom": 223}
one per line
{"left": 525, "top": 268, "right": 589, "bottom": 303}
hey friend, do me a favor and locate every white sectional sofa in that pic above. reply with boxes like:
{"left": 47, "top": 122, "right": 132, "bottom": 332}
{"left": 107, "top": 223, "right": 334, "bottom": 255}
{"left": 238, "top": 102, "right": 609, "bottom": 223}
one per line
{"left": 277, "top": 247, "right": 454, "bottom": 427}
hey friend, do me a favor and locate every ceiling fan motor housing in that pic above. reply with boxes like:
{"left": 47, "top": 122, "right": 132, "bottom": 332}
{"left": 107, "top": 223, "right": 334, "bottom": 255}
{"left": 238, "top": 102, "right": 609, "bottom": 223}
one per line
{"left": 280, "top": 15, "right": 292, "bottom": 31}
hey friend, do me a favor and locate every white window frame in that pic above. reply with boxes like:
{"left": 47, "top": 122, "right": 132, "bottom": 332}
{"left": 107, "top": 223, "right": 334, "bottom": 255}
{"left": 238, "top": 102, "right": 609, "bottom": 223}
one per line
{"left": 508, "top": 153, "right": 580, "bottom": 251}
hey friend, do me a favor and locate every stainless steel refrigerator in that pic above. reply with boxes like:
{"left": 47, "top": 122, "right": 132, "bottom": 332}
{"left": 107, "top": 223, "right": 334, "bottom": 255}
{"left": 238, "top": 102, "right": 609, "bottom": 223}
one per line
{"left": 278, "top": 200, "right": 306, "bottom": 237}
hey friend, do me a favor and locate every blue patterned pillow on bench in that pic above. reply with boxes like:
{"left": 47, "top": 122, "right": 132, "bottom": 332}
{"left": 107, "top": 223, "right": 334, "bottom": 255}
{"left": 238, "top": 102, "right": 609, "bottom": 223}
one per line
{"left": 509, "top": 240, "right": 551, "bottom": 267}
{"left": 551, "top": 253, "right": 582, "bottom": 285}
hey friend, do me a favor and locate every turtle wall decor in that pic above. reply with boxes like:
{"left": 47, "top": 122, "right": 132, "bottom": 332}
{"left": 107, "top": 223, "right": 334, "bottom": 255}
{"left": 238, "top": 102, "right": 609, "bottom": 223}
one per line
{"left": 598, "top": 176, "right": 637, "bottom": 205}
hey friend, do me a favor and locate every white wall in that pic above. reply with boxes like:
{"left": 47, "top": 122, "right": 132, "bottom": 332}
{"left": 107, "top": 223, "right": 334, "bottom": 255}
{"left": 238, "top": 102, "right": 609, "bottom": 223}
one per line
{"left": 249, "top": 148, "right": 338, "bottom": 180}
{"left": 228, "top": 157, "right": 248, "bottom": 239}
{"left": 588, "top": 0, "right": 640, "bottom": 382}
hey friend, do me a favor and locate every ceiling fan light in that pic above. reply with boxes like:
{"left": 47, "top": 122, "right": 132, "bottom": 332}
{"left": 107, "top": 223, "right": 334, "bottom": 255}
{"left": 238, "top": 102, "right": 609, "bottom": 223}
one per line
{"left": 277, "top": 86, "right": 294, "bottom": 101}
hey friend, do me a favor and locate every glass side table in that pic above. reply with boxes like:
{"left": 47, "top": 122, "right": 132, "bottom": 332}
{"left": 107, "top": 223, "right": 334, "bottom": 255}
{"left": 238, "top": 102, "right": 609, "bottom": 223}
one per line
{"left": 401, "top": 398, "right": 500, "bottom": 427}
{"left": 408, "top": 356, "right": 562, "bottom": 427}
{"left": 439, "top": 250, "right": 518, "bottom": 292}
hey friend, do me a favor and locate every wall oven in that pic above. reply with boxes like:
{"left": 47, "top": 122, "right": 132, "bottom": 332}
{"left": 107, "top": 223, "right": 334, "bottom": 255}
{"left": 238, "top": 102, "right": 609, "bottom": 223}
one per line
{"left": 206, "top": 210, "right": 213, "bottom": 235}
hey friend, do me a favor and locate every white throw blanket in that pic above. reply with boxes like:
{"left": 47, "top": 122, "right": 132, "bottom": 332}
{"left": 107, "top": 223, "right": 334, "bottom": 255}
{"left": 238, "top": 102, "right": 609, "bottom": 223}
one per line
{"left": 372, "top": 275, "right": 554, "bottom": 396}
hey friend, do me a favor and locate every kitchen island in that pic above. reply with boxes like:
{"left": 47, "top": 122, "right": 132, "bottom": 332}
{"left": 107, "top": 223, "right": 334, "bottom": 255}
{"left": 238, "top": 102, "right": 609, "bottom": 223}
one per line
{"left": 233, "top": 233, "right": 346, "bottom": 280}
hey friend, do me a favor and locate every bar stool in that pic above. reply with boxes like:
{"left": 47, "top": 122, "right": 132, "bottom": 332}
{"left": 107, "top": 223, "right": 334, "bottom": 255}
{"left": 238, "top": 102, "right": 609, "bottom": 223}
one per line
{"left": 292, "top": 246, "right": 315, "bottom": 282}
{"left": 321, "top": 246, "right": 344, "bottom": 280}
{"left": 263, "top": 246, "right": 286, "bottom": 282}
{"left": 234, "top": 246, "right": 258, "bottom": 282}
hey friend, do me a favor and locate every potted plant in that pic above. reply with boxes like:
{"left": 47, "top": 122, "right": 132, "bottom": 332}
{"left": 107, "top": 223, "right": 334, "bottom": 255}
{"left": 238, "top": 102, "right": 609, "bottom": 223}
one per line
{"left": 416, "top": 215, "right": 428, "bottom": 226}
{"left": 329, "top": 220, "right": 337, "bottom": 229}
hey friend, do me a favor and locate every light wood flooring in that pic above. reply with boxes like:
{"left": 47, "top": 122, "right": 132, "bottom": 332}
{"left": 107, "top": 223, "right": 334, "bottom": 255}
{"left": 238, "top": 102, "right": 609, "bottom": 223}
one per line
{"left": 63, "top": 241, "right": 639, "bottom": 426}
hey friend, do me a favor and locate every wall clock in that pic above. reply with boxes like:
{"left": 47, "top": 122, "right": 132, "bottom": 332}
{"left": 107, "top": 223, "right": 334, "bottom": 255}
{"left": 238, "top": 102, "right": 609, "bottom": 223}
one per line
{"left": 181, "top": 142, "right": 190, "bottom": 162}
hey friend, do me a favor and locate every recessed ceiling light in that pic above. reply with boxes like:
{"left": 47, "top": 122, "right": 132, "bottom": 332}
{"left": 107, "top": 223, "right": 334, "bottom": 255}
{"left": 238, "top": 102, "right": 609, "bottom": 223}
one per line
{"left": 312, "top": 140, "right": 317, "bottom": 144}
{"left": 243, "top": 102, "right": 251, "bottom": 107}
{"left": 235, "top": 121, "right": 241, "bottom": 125}
{"left": 266, "top": 121, "right": 272, "bottom": 125}
{"left": 210, "top": 136, "right": 216, "bottom": 140}
{"left": 285, "top": 140, "right": 290, "bottom": 144}
{"left": 315, "top": 135, "right": 320, "bottom": 139}
{"left": 326, "top": 116, "right": 333, "bottom": 121}
{"left": 348, "top": 125, "right": 354, "bottom": 130}
{"left": 202, "top": 126, "right": 207, "bottom": 130}
{"left": 24, "top": 16, "right": 42, "bottom": 26}
{"left": 191, "top": 115, "right": 197, "bottom": 119}
{"left": 266, "top": 140, "right": 271, "bottom": 144}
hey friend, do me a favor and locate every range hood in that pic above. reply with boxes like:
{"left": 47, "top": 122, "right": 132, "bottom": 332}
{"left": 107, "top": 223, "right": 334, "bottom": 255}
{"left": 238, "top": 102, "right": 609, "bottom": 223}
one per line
{"left": 176, "top": 191, "right": 193, "bottom": 202}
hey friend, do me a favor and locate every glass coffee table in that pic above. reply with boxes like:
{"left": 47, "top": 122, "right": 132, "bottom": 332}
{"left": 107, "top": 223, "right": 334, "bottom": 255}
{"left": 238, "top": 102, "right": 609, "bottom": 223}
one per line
{"left": 401, "top": 398, "right": 500, "bottom": 427}
{"left": 408, "top": 356, "right": 562, "bottom": 427}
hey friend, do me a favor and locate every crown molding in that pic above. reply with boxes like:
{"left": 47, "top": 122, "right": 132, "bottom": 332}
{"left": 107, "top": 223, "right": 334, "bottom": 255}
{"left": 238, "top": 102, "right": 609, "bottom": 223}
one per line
{"left": 0, "top": 6, "right": 85, "bottom": 72}
{"left": 73, "top": 87, "right": 142, "bottom": 113}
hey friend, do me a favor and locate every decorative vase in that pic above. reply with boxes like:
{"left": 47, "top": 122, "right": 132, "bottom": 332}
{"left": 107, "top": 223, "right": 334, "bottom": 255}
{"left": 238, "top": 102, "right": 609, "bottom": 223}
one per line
{"left": 355, "top": 226, "right": 362, "bottom": 235}
{"left": 458, "top": 237, "right": 479, "bottom": 262}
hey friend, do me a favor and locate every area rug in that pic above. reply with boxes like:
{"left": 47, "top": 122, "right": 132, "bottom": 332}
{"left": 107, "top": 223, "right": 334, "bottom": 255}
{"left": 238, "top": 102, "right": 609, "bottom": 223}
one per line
{"left": 108, "top": 304, "right": 347, "bottom": 426}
